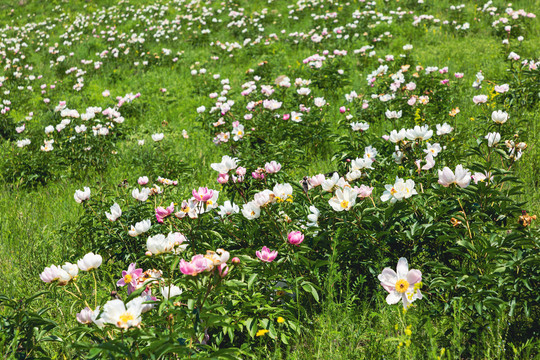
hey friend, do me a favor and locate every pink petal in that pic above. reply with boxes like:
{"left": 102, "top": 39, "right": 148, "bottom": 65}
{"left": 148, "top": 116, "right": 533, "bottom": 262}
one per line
{"left": 406, "top": 269, "right": 422, "bottom": 285}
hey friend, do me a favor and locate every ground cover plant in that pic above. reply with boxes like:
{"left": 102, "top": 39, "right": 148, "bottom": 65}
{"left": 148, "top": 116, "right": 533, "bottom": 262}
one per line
{"left": 0, "top": 0, "right": 540, "bottom": 358}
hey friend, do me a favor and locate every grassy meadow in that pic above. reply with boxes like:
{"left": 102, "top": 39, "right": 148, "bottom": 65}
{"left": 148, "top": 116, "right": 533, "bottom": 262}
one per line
{"left": 0, "top": 0, "right": 540, "bottom": 358}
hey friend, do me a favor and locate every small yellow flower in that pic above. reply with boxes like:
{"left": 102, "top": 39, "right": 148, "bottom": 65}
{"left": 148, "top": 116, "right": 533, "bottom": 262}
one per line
{"left": 405, "top": 326, "right": 412, "bottom": 337}
{"left": 256, "top": 329, "right": 269, "bottom": 337}
{"left": 277, "top": 317, "right": 285, "bottom": 323}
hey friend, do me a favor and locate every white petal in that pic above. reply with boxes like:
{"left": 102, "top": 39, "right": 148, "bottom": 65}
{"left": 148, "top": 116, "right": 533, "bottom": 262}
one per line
{"left": 386, "top": 292, "right": 401, "bottom": 305}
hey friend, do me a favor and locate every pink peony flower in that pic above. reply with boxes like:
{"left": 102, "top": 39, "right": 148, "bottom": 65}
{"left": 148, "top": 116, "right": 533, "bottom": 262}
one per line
{"left": 179, "top": 259, "right": 198, "bottom": 276}
{"left": 218, "top": 263, "right": 229, "bottom": 277}
{"left": 265, "top": 161, "right": 282, "bottom": 174}
{"left": 256, "top": 246, "right": 278, "bottom": 262}
{"left": 288, "top": 231, "right": 304, "bottom": 246}
{"left": 116, "top": 263, "right": 143, "bottom": 294}
{"left": 309, "top": 174, "right": 325, "bottom": 188}
{"left": 354, "top": 185, "right": 373, "bottom": 198}
{"left": 192, "top": 187, "right": 214, "bottom": 202}
{"left": 217, "top": 173, "right": 229, "bottom": 184}
{"left": 191, "top": 255, "right": 211, "bottom": 273}
{"left": 155, "top": 202, "right": 174, "bottom": 223}
{"left": 138, "top": 176, "right": 149, "bottom": 185}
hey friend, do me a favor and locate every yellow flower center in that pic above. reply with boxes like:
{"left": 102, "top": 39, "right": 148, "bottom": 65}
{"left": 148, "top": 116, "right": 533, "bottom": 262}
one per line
{"left": 207, "top": 200, "right": 213, "bottom": 205}
{"left": 395, "top": 279, "right": 409, "bottom": 293}
{"left": 238, "top": 131, "right": 243, "bottom": 135}
{"left": 124, "top": 274, "right": 132, "bottom": 283}
{"left": 119, "top": 312, "right": 134, "bottom": 324}
{"left": 390, "top": 187, "right": 397, "bottom": 195}
{"left": 340, "top": 200, "right": 349, "bottom": 209}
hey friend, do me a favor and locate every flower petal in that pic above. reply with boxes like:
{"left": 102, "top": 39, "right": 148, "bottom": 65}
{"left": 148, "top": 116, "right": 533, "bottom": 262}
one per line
{"left": 396, "top": 258, "right": 409, "bottom": 279}
{"left": 386, "top": 292, "right": 401, "bottom": 305}
{"left": 406, "top": 269, "right": 422, "bottom": 285}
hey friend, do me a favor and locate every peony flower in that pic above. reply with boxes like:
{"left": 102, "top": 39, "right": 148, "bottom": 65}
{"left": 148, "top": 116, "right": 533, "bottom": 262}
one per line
{"left": 436, "top": 123, "right": 453, "bottom": 136}
{"left": 179, "top": 259, "right": 198, "bottom": 276}
{"left": 438, "top": 165, "right": 471, "bottom": 188}
{"left": 290, "top": 111, "right": 303, "bottom": 122}
{"left": 218, "top": 201, "right": 239, "bottom": 218}
{"left": 76, "top": 306, "right": 104, "bottom": 327}
{"left": 309, "top": 174, "right": 325, "bottom": 188}
{"left": 354, "top": 185, "right": 373, "bottom": 198}
{"left": 101, "top": 297, "right": 144, "bottom": 329}
{"left": 132, "top": 188, "right": 151, "bottom": 202}
{"left": 385, "top": 110, "right": 402, "bottom": 119}
{"left": 273, "top": 183, "right": 293, "bottom": 202}
{"left": 314, "top": 97, "right": 326, "bottom": 107}
{"left": 192, "top": 254, "right": 212, "bottom": 273}
{"left": 146, "top": 234, "right": 174, "bottom": 255}
{"left": 485, "top": 132, "right": 501, "bottom": 147}
{"left": 494, "top": 84, "right": 509, "bottom": 93}
{"left": 491, "top": 110, "right": 508, "bottom": 124}
{"left": 106, "top": 203, "right": 122, "bottom": 221}
{"left": 138, "top": 176, "right": 149, "bottom": 185}
{"left": 77, "top": 252, "right": 102, "bottom": 271}
{"left": 117, "top": 263, "right": 143, "bottom": 294}
{"left": 217, "top": 173, "right": 229, "bottom": 184}
{"left": 192, "top": 187, "right": 214, "bottom": 202}
{"left": 421, "top": 154, "right": 435, "bottom": 170}
{"left": 256, "top": 246, "right": 278, "bottom": 262}
{"left": 378, "top": 257, "right": 423, "bottom": 309}
{"left": 406, "top": 125, "right": 433, "bottom": 141}
{"left": 321, "top": 172, "right": 341, "bottom": 192}
{"left": 16, "top": 139, "right": 31, "bottom": 148}
{"left": 265, "top": 161, "right": 282, "bottom": 174}
{"left": 218, "top": 263, "right": 229, "bottom": 277}
{"left": 241, "top": 201, "right": 261, "bottom": 220}
{"left": 210, "top": 155, "right": 238, "bottom": 174}
{"left": 381, "top": 178, "right": 417, "bottom": 203}
{"left": 472, "top": 95, "right": 488, "bottom": 104}
{"left": 160, "top": 285, "right": 183, "bottom": 300}
{"left": 307, "top": 206, "right": 320, "bottom": 227}
{"left": 155, "top": 202, "right": 174, "bottom": 223}
{"left": 61, "top": 262, "right": 79, "bottom": 282}
{"left": 351, "top": 122, "right": 369, "bottom": 131}
{"left": 424, "top": 143, "right": 442, "bottom": 157}
{"left": 288, "top": 231, "right": 304, "bottom": 246}
{"left": 40, "top": 265, "right": 61, "bottom": 283}
{"left": 74, "top": 187, "right": 91, "bottom": 203}
{"left": 128, "top": 219, "right": 151, "bottom": 237}
{"left": 388, "top": 129, "right": 407, "bottom": 143}
{"left": 328, "top": 186, "right": 357, "bottom": 211}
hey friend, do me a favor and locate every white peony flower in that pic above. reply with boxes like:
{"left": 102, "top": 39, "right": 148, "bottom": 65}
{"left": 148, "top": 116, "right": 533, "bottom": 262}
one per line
{"left": 77, "top": 252, "right": 102, "bottom": 271}
{"left": 101, "top": 297, "right": 144, "bottom": 329}
{"left": 105, "top": 203, "right": 122, "bottom": 221}
{"left": 74, "top": 187, "right": 91, "bottom": 203}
